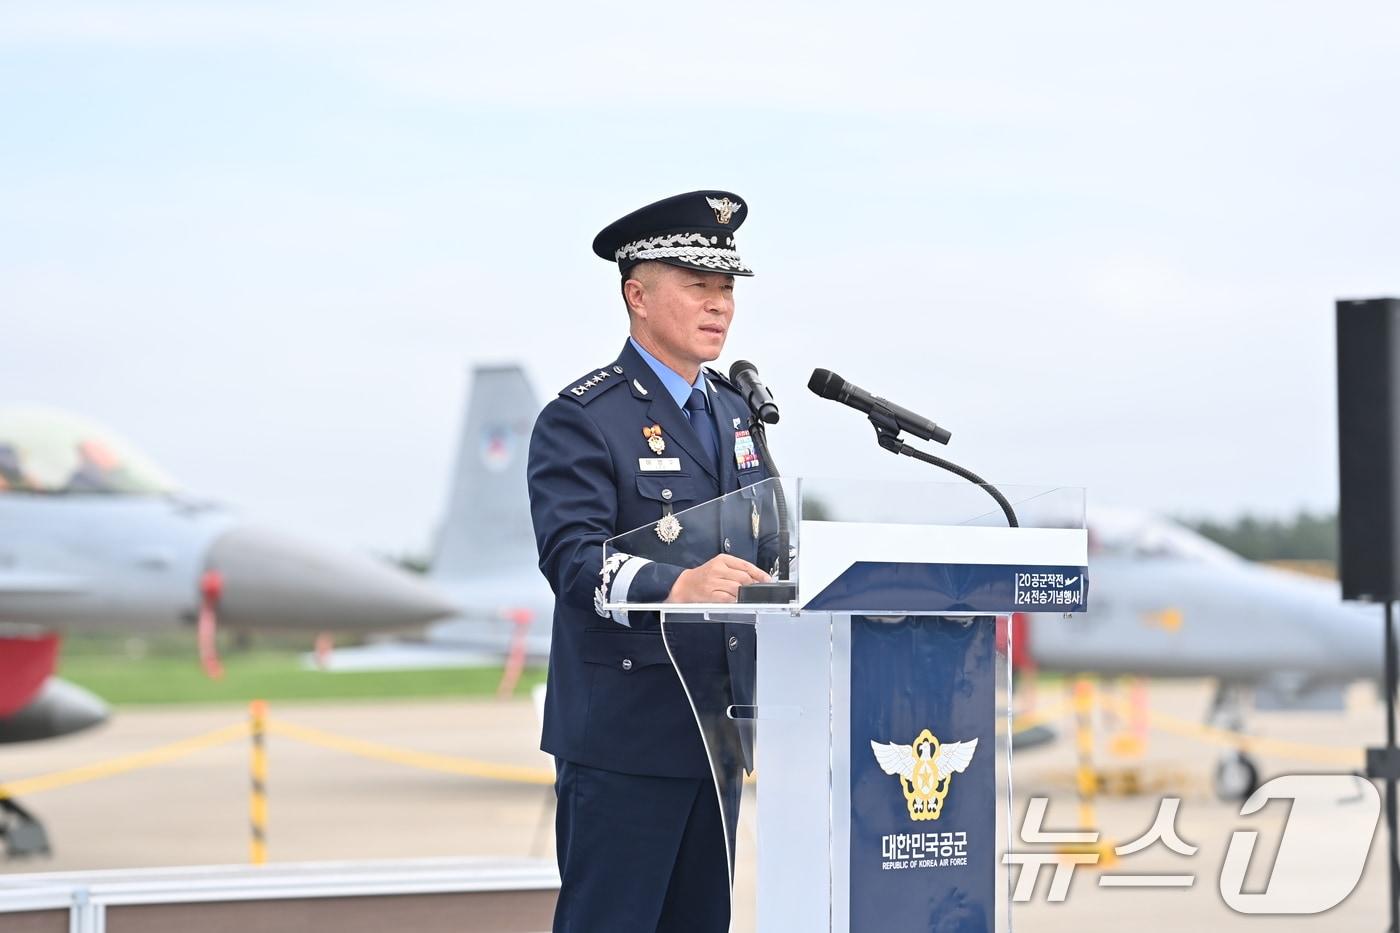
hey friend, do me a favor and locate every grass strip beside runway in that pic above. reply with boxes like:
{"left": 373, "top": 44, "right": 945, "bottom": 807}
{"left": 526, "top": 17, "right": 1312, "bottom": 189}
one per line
{"left": 57, "top": 652, "right": 546, "bottom": 705}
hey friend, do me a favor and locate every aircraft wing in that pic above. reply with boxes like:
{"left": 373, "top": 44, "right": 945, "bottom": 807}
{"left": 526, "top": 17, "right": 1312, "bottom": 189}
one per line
{"left": 1253, "top": 676, "right": 1349, "bottom": 712}
{"left": 0, "top": 572, "right": 89, "bottom": 595}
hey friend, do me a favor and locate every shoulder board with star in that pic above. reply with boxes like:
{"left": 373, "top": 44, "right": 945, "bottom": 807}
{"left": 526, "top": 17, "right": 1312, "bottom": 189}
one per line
{"left": 558, "top": 362, "right": 628, "bottom": 404}
{"left": 703, "top": 366, "right": 737, "bottom": 392}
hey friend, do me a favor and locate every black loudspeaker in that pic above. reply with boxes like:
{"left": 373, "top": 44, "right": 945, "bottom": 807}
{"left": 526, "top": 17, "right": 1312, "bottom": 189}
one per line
{"left": 1337, "top": 297, "right": 1400, "bottom": 601}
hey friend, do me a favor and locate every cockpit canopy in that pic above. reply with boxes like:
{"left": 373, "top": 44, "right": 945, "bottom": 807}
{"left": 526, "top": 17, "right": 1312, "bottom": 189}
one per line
{"left": 0, "top": 406, "right": 176, "bottom": 495}
{"left": 1089, "top": 507, "right": 1241, "bottom": 564}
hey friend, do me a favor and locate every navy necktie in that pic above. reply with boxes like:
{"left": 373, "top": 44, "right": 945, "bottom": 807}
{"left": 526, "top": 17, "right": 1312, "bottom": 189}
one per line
{"left": 685, "top": 386, "right": 721, "bottom": 473}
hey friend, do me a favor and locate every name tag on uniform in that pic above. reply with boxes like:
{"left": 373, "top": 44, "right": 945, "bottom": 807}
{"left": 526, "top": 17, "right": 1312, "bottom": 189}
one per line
{"left": 638, "top": 457, "right": 682, "bottom": 471}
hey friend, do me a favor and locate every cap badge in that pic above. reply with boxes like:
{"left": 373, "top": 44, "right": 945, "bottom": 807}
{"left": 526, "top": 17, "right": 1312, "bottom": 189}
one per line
{"left": 643, "top": 424, "right": 666, "bottom": 455}
{"left": 706, "top": 196, "right": 742, "bottom": 225}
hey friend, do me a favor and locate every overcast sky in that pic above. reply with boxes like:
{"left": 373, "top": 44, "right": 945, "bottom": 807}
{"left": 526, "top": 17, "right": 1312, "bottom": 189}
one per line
{"left": 3, "top": 2, "right": 1398, "bottom": 556}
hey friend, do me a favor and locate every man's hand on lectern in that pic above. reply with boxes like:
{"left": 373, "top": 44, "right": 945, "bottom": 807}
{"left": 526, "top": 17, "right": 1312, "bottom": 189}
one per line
{"left": 667, "top": 555, "right": 770, "bottom": 603}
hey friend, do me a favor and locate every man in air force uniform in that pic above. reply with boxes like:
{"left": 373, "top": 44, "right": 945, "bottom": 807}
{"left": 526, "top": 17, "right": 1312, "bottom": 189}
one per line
{"left": 527, "top": 190, "right": 776, "bottom": 932}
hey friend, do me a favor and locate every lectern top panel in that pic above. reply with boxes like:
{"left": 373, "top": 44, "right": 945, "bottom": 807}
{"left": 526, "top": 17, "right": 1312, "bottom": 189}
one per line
{"left": 798, "top": 477, "right": 1085, "bottom": 530}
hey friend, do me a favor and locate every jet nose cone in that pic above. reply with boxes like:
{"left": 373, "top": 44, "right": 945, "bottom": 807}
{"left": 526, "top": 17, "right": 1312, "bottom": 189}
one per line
{"left": 0, "top": 678, "right": 110, "bottom": 744}
{"left": 206, "top": 525, "right": 458, "bottom": 632}
{"left": 43, "top": 678, "right": 110, "bottom": 737}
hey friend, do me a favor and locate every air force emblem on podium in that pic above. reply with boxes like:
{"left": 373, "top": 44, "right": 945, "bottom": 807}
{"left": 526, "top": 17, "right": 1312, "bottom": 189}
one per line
{"left": 870, "top": 729, "right": 978, "bottom": 821}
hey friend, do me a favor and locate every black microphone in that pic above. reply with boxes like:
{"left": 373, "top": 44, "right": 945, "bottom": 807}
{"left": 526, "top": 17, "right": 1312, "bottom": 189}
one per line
{"left": 808, "top": 369, "right": 951, "bottom": 444}
{"left": 729, "top": 359, "right": 780, "bottom": 424}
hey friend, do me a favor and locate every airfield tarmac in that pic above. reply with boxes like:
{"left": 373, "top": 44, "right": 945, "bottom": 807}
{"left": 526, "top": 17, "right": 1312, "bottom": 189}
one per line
{"left": 0, "top": 679, "right": 1392, "bottom": 931}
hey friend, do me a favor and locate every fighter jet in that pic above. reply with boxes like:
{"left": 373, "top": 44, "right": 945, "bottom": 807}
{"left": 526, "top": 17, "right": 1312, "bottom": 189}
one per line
{"left": 422, "top": 367, "right": 554, "bottom": 659}
{"left": 0, "top": 405, "right": 458, "bottom": 854}
{"left": 1012, "top": 507, "right": 1382, "bottom": 799}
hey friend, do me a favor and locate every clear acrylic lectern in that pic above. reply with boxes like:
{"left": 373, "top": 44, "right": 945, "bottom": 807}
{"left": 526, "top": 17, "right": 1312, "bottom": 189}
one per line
{"left": 603, "top": 477, "right": 1088, "bottom": 933}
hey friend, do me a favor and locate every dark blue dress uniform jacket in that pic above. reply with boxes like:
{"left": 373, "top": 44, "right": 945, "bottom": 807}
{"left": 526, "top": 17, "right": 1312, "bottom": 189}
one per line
{"left": 527, "top": 340, "right": 775, "bottom": 779}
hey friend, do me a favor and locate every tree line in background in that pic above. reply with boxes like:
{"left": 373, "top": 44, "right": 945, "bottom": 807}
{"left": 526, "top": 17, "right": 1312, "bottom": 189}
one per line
{"left": 1185, "top": 510, "right": 1337, "bottom": 563}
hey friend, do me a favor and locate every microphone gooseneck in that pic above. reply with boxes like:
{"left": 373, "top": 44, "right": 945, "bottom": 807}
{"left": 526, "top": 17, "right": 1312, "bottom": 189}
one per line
{"left": 807, "top": 367, "right": 1019, "bottom": 528}
{"left": 730, "top": 359, "right": 794, "bottom": 601}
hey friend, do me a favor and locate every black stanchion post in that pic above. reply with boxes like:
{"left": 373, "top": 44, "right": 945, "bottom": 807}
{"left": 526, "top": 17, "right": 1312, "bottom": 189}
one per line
{"left": 1388, "top": 601, "right": 1399, "bottom": 933}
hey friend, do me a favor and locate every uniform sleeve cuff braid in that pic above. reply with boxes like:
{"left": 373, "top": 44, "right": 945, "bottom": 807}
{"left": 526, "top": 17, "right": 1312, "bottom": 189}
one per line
{"left": 594, "top": 552, "right": 654, "bottom": 626}
{"left": 606, "top": 554, "right": 651, "bottom": 626}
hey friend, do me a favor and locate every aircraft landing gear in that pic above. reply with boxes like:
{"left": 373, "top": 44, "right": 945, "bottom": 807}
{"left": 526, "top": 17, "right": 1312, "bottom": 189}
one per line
{"left": 0, "top": 797, "right": 51, "bottom": 858}
{"left": 1207, "top": 683, "right": 1260, "bottom": 801}
{"left": 1213, "top": 751, "right": 1260, "bottom": 801}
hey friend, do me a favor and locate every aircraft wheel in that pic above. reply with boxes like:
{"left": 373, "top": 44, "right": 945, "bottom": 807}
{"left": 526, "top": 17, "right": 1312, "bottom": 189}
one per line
{"left": 1214, "top": 752, "right": 1259, "bottom": 802}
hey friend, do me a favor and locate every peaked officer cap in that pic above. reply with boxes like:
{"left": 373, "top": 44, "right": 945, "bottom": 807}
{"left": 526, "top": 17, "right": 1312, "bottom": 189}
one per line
{"left": 593, "top": 190, "right": 754, "bottom": 277}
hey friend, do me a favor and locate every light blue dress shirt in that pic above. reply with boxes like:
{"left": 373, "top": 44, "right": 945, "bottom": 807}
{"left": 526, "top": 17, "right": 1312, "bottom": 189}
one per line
{"left": 628, "top": 337, "right": 708, "bottom": 414}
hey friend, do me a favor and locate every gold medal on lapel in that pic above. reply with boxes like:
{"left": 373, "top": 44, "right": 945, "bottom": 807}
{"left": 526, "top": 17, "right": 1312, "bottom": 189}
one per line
{"left": 643, "top": 424, "right": 666, "bottom": 455}
{"left": 656, "top": 511, "right": 682, "bottom": 544}
{"left": 751, "top": 501, "right": 761, "bottom": 539}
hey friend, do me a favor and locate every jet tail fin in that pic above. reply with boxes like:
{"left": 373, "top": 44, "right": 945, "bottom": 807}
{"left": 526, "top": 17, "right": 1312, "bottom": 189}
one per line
{"left": 429, "top": 365, "right": 540, "bottom": 582}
